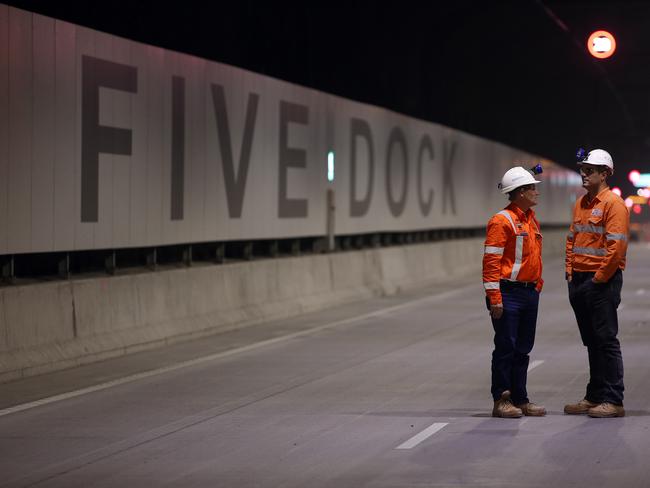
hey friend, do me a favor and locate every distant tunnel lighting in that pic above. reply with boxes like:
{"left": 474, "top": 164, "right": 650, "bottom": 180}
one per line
{"left": 628, "top": 170, "right": 641, "bottom": 184}
{"left": 588, "top": 30, "right": 616, "bottom": 59}
{"left": 625, "top": 197, "right": 634, "bottom": 208}
{"left": 612, "top": 187, "right": 622, "bottom": 197}
{"left": 629, "top": 172, "right": 650, "bottom": 188}
{"left": 327, "top": 151, "right": 335, "bottom": 182}
{"left": 633, "top": 204, "right": 642, "bottom": 215}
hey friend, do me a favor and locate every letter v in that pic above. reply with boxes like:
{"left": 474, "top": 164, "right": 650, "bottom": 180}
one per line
{"left": 210, "top": 84, "right": 259, "bottom": 218}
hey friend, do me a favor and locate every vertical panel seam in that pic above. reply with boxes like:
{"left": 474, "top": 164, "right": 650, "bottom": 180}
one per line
{"left": 3, "top": 7, "right": 9, "bottom": 253}
{"left": 128, "top": 42, "right": 133, "bottom": 246}
{"left": 52, "top": 18, "right": 57, "bottom": 251}
{"left": 29, "top": 10, "right": 34, "bottom": 251}
{"left": 144, "top": 49, "right": 149, "bottom": 244}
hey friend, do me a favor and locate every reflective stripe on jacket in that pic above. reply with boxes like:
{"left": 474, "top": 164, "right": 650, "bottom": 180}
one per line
{"left": 566, "top": 187, "right": 629, "bottom": 282}
{"left": 483, "top": 203, "right": 543, "bottom": 305}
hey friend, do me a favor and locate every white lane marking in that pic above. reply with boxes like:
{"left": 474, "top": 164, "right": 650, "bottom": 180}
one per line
{"left": 0, "top": 284, "right": 478, "bottom": 418}
{"left": 527, "top": 360, "right": 545, "bottom": 372}
{"left": 395, "top": 422, "right": 448, "bottom": 450}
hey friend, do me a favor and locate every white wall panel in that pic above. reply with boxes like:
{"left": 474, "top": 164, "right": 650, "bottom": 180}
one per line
{"left": 252, "top": 72, "right": 276, "bottom": 240}
{"left": 1, "top": 6, "right": 582, "bottom": 255}
{"left": 129, "top": 42, "right": 149, "bottom": 247}
{"left": 208, "top": 64, "right": 245, "bottom": 240}
{"left": 175, "top": 56, "right": 193, "bottom": 245}
{"left": 202, "top": 60, "right": 219, "bottom": 241}
{"left": 144, "top": 45, "right": 164, "bottom": 246}
{"left": 259, "top": 79, "right": 285, "bottom": 238}
{"left": 200, "top": 59, "right": 220, "bottom": 240}
{"left": 31, "top": 14, "right": 56, "bottom": 252}
{"left": 308, "top": 90, "right": 328, "bottom": 238}
{"left": 7, "top": 7, "right": 32, "bottom": 253}
{"left": 187, "top": 56, "right": 207, "bottom": 243}
{"left": 370, "top": 109, "right": 392, "bottom": 228}
{"left": 160, "top": 50, "right": 180, "bottom": 245}
{"left": 0, "top": 5, "right": 9, "bottom": 255}
{"left": 331, "top": 98, "right": 352, "bottom": 233}
{"left": 109, "top": 34, "right": 134, "bottom": 249}
{"left": 53, "top": 19, "right": 76, "bottom": 251}
{"left": 238, "top": 67, "right": 266, "bottom": 239}
{"left": 94, "top": 30, "right": 114, "bottom": 249}
{"left": 73, "top": 25, "right": 95, "bottom": 251}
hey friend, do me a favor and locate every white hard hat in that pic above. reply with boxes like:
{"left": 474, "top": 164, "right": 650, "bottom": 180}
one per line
{"left": 579, "top": 149, "right": 614, "bottom": 173}
{"left": 499, "top": 166, "right": 541, "bottom": 194}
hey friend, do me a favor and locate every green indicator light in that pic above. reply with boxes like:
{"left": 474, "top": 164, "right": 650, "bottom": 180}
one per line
{"left": 327, "top": 151, "right": 335, "bottom": 182}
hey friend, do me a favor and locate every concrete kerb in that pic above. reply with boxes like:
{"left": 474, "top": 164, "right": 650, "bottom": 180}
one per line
{"left": 0, "top": 233, "right": 566, "bottom": 383}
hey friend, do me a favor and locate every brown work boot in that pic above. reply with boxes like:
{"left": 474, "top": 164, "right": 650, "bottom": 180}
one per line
{"left": 515, "top": 402, "right": 546, "bottom": 417}
{"left": 564, "top": 398, "right": 598, "bottom": 415}
{"left": 587, "top": 402, "right": 625, "bottom": 418}
{"left": 492, "top": 390, "right": 523, "bottom": 418}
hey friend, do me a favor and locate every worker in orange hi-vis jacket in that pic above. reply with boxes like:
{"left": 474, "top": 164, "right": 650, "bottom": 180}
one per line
{"left": 564, "top": 148, "right": 629, "bottom": 419}
{"left": 483, "top": 166, "right": 546, "bottom": 419}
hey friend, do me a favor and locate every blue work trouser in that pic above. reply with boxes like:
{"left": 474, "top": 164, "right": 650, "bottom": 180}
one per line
{"left": 489, "top": 283, "right": 539, "bottom": 404}
{"left": 568, "top": 269, "right": 624, "bottom": 405}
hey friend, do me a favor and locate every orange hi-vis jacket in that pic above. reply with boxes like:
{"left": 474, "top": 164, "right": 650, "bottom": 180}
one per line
{"left": 566, "top": 187, "right": 629, "bottom": 282}
{"left": 483, "top": 203, "right": 544, "bottom": 306}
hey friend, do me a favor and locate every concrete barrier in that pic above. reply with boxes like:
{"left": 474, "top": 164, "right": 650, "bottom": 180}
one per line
{"left": 0, "top": 230, "right": 568, "bottom": 383}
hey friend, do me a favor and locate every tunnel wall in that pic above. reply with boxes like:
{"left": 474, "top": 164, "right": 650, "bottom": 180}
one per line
{"left": 0, "top": 6, "right": 577, "bottom": 382}
{"left": 0, "top": 5, "right": 581, "bottom": 257}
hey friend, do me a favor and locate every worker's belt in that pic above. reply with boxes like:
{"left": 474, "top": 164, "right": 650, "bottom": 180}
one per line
{"left": 500, "top": 279, "right": 537, "bottom": 289}
{"left": 571, "top": 271, "right": 596, "bottom": 277}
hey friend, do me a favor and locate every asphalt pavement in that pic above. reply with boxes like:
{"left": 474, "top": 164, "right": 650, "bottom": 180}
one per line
{"left": 1, "top": 244, "right": 650, "bottom": 488}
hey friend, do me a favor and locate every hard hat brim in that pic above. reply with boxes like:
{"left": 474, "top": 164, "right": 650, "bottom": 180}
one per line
{"left": 500, "top": 179, "right": 541, "bottom": 194}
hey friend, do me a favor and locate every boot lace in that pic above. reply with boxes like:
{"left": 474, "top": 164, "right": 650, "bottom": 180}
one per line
{"left": 502, "top": 399, "right": 515, "bottom": 410}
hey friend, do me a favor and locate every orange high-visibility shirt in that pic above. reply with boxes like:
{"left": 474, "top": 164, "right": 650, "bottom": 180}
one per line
{"left": 483, "top": 203, "right": 544, "bottom": 306}
{"left": 566, "top": 187, "right": 629, "bottom": 282}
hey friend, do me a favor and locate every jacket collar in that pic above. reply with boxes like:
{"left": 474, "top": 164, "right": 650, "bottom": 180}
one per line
{"left": 506, "top": 202, "right": 534, "bottom": 221}
{"left": 584, "top": 186, "right": 610, "bottom": 205}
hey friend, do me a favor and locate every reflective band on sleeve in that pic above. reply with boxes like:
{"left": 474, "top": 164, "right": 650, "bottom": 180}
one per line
{"left": 484, "top": 282, "right": 500, "bottom": 290}
{"left": 573, "top": 246, "right": 607, "bottom": 256}
{"left": 497, "top": 210, "right": 517, "bottom": 233}
{"left": 574, "top": 224, "right": 604, "bottom": 234}
{"left": 510, "top": 234, "right": 524, "bottom": 280}
{"left": 606, "top": 233, "right": 627, "bottom": 241}
{"left": 484, "top": 246, "right": 504, "bottom": 255}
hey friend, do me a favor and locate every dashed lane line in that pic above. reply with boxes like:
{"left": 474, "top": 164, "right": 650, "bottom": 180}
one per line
{"left": 395, "top": 422, "right": 449, "bottom": 450}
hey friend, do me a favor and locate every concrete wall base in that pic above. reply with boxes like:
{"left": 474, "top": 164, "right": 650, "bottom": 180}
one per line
{"left": 0, "top": 231, "right": 567, "bottom": 383}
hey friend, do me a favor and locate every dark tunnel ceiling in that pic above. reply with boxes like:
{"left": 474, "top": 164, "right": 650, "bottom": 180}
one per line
{"left": 7, "top": 0, "right": 650, "bottom": 193}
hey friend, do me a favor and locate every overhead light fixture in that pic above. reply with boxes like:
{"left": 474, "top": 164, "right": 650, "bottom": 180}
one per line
{"left": 587, "top": 30, "right": 616, "bottom": 59}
